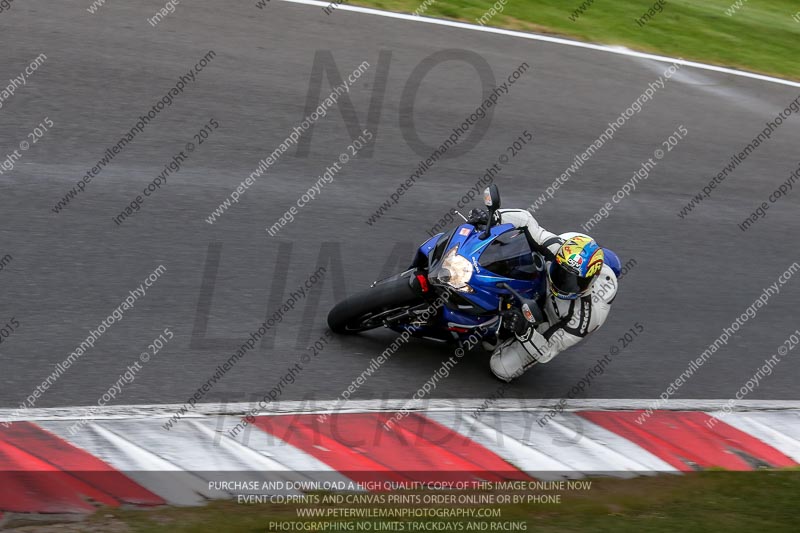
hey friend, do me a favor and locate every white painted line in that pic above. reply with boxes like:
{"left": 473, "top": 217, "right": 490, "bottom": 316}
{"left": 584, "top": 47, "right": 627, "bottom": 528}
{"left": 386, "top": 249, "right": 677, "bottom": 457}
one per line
{"left": 220, "top": 415, "right": 353, "bottom": 476}
{"left": 41, "top": 421, "right": 220, "bottom": 505}
{"left": 277, "top": 0, "right": 800, "bottom": 89}
{"left": 430, "top": 412, "right": 577, "bottom": 479}
{"left": 3, "top": 399, "right": 800, "bottom": 421}
{"left": 428, "top": 411, "right": 677, "bottom": 475}
{"left": 711, "top": 411, "right": 800, "bottom": 462}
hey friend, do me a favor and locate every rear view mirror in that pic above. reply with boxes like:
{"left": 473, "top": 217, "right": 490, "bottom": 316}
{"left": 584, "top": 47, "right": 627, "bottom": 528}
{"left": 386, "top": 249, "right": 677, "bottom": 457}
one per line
{"left": 484, "top": 184, "right": 501, "bottom": 211}
{"left": 480, "top": 184, "right": 501, "bottom": 240}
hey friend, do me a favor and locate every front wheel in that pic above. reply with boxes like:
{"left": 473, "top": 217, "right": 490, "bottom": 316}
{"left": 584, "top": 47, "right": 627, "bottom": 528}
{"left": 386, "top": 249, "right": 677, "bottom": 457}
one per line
{"left": 327, "top": 277, "right": 423, "bottom": 334}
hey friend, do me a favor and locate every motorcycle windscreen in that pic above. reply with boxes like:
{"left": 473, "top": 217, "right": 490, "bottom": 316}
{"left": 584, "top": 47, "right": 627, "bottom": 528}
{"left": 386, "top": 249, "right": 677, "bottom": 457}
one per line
{"left": 478, "top": 229, "right": 542, "bottom": 280}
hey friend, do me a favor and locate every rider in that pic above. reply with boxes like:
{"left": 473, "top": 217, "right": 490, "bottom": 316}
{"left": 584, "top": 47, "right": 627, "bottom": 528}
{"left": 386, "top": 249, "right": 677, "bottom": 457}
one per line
{"left": 476, "top": 208, "right": 619, "bottom": 381}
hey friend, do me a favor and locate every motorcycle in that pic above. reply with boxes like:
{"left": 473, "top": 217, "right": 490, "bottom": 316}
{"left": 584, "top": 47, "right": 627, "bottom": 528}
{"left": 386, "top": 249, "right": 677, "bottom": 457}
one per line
{"left": 327, "top": 185, "right": 620, "bottom": 347}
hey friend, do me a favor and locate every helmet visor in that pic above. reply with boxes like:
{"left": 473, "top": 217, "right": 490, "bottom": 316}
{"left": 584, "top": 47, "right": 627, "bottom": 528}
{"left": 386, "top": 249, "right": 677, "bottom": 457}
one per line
{"left": 549, "top": 262, "right": 593, "bottom": 298}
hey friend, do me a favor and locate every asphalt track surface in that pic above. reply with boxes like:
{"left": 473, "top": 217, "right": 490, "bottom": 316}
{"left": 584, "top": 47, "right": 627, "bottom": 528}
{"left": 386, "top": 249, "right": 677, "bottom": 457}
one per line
{"left": 0, "top": 0, "right": 798, "bottom": 410}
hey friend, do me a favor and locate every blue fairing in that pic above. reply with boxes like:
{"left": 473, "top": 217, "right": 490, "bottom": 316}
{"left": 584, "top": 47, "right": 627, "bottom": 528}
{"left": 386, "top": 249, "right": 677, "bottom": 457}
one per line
{"left": 418, "top": 234, "right": 440, "bottom": 258}
{"left": 406, "top": 223, "right": 547, "bottom": 338}
{"left": 602, "top": 248, "right": 622, "bottom": 277}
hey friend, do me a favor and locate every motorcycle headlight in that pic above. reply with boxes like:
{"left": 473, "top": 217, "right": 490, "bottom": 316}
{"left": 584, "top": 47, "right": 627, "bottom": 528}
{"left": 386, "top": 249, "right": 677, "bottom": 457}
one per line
{"left": 433, "top": 246, "right": 474, "bottom": 293}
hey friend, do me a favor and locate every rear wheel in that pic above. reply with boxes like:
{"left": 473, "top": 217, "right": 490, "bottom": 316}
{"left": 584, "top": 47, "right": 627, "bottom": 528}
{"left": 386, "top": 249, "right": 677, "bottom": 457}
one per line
{"left": 327, "top": 277, "right": 423, "bottom": 334}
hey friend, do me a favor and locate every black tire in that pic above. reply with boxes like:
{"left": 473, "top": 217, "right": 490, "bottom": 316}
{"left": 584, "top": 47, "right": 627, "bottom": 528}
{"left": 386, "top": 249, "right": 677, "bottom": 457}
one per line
{"left": 327, "top": 277, "right": 423, "bottom": 334}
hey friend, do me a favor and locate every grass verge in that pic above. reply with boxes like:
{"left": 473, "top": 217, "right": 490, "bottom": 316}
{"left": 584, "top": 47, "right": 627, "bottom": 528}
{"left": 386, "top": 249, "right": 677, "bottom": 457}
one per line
{"left": 8, "top": 470, "right": 800, "bottom": 532}
{"left": 335, "top": 0, "right": 800, "bottom": 81}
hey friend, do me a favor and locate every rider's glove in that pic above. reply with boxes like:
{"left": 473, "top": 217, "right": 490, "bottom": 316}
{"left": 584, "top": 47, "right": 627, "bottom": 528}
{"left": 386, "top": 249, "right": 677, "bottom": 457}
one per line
{"left": 466, "top": 209, "right": 489, "bottom": 226}
{"left": 501, "top": 308, "right": 528, "bottom": 336}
